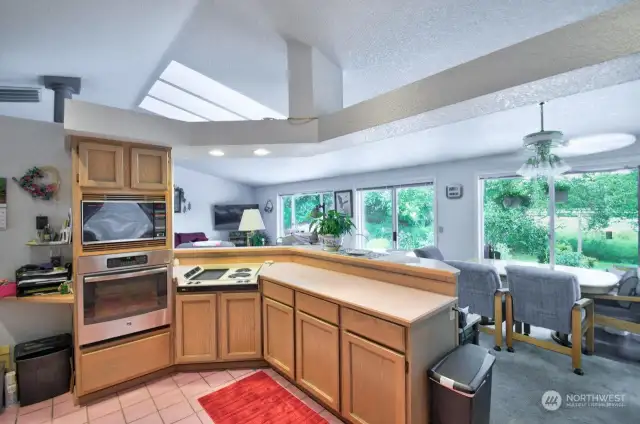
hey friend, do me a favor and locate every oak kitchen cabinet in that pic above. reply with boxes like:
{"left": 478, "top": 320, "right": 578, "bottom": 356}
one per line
{"left": 176, "top": 294, "right": 218, "bottom": 363}
{"left": 295, "top": 310, "right": 340, "bottom": 410}
{"left": 77, "top": 140, "right": 169, "bottom": 191}
{"left": 79, "top": 330, "right": 171, "bottom": 395}
{"left": 262, "top": 296, "right": 295, "bottom": 379}
{"left": 78, "top": 142, "right": 125, "bottom": 188}
{"left": 259, "top": 263, "right": 458, "bottom": 424}
{"left": 219, "top": 292, "right": 262, "bottom": 360}
{"left": 341, "top": 331, "right": 406, "bottom": 424}
{"left": 130, "top": 147, "right": 169, "bottom": 190}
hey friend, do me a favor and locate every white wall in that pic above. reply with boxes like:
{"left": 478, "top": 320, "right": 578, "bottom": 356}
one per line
{"left": 0, "top": 116, "right": 73, "bottom": 346}
{"left": 173, "top": 165, "right": 256, "bottom": 241}
{"left": 255, "top": 144, "right": 640, "bottom": 260}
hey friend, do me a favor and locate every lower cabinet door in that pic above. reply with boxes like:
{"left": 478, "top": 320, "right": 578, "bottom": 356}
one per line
{"left": 175, "top": 294, "right": 217, "bottom": 363}
{"left": 219, "top": 292, "right": 262, "bottom": 360}
{"left": 295, "top": 311, "right": 340, "bottom": 410}
{"left": 341, "top": 331, "right": 406, "bottom": 424}
{"left": 263, "top": 297, "right": 295, "bottom": 379}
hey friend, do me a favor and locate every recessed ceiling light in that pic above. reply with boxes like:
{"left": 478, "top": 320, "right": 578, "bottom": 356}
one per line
{"left": 209, "top": 149, "right": 225, "bottom": 157}
{"left": 253, "top": 148, "right": 271, "bottom": 156}
{"left": 553, "top": 133, "right": 636, "bottom": 157}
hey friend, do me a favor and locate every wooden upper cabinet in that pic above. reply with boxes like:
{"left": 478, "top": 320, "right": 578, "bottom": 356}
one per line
{"left": 296, "top": 311, "right": 340, "bottom": 411}
{"left": 175, "top": 294, "right": 217, "bottom": 363}
{"left": 219, "top": 292, "right": 262, "bottom": 361}
{"left": 263, "top": 297, "right": 295, "bottom": 379}
{"left": 78, "top": 142, "right": 125, "bottom": 188}
{"left": 131, "top": 148, "right": 168, "bottom": 191}
{"left": 341, "top": 331, "right": 406, "bottom": 424}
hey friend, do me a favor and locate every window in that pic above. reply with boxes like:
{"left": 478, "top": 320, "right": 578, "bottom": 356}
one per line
{"left": 139, "top": 61, "right": 285, "bottom": 122}
{"left": 482, "top": 177, "right": 550, "bottom": 263}
{"left": 358, "top": 183, "right": 435, "bottom": 250}
{"left": 279, "top": 192, "right": 334, "bottom": 236}
{"left": 481, "top": 168, "right": 639, "bottom": 271}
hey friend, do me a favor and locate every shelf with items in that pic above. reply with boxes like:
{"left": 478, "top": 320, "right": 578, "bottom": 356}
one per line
{"left": 0, "top": 294, "right": 74, "bottom": 304}
{"left": 25, "top": 241, "right": 71, "bottom": 247}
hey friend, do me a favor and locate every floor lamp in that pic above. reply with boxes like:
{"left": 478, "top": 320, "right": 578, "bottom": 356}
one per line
{"left": 239, "top": 209, "right": 266, "bottom": 247}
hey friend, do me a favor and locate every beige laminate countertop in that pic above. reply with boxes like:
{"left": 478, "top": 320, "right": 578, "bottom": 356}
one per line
{"left": 260, "top": 262, "right": 457, "bottom": 326}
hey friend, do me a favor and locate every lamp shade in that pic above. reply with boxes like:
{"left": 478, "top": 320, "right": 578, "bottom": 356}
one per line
{"left": 238, "top": 209, "right": 265, "bottom": 232}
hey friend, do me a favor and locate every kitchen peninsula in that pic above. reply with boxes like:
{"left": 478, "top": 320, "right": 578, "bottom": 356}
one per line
{"left": 173, "top": 246, "right": 459, "bottom": 424}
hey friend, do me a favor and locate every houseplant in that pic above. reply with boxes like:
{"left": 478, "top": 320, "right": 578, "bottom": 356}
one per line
{"left": 498, "top": 187, "right": 531, "bottom": 209}
{"left": 310, "top": 210, "right": 356, "bottom": 251}
{"left": 543, "top": 180, "right": 570, "bottom": 203}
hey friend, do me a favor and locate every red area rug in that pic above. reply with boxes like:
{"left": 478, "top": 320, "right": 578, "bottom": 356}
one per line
{"left": 198, "top": 371, "right": 327, "bottom": 424}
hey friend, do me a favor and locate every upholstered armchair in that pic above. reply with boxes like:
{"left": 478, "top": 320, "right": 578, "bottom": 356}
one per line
{"left": 413, "top": 245, "right": 444, "bottom": 261}
{"left": 505, "top": 265, "right": 594, "bottom": 375}
{"left": 445, "top": 260, "right": 506, "bottom": 351}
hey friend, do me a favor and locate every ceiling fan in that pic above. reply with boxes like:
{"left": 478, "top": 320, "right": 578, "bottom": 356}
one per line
{"left": 516, "top": 102, "right": 570, "bottom": 178}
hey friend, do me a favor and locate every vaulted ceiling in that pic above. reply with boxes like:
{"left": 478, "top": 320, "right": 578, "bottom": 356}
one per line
{"left": 1, "top": 0, "right": 638, "bottom": 186}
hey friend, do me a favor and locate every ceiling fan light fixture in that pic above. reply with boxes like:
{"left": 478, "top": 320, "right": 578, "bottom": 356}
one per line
{"left": 517, "top": 102, "right": 570, "bottom": 178}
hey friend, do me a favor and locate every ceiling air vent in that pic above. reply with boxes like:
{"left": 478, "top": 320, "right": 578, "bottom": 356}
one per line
{"left": 0, "top": 86, "right": 41, "bottom": 103}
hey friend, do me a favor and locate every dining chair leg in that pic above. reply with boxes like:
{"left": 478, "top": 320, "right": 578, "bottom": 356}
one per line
{"left": 493, "top": 293, "right": 503, "bottom": 351}
{"left": 585, "top": 302, "right": 595, "bottom": 355}
{"left": 505, "top": 293, "right": 514, "bottom": 353}
{"left": 571, "top": 307, "right": 584, "bottom": 375}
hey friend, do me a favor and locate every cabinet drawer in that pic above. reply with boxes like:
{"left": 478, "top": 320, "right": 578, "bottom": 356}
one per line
{"left": 296, "top": 292, "right": 339, "bottom": 325}
{"left": 342, "top": 308, "right": 405, "bottom": 353}
{"left": 262, "top": 280, "right": 294, "bottom": 306}
{"left": 80, "top": 331, "right": 171, "bottom": 394}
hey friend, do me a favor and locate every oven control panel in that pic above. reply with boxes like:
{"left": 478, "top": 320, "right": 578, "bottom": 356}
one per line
{"left": 107, "top": 255, "right": 149, "bottom": 269}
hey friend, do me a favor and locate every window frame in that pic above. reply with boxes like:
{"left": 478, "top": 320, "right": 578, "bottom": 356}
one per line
{"left": 277, "top": 190, "right": 334, "bottom": 237}
{"left": 356, "top": 181, "right": 437, "bottom": 250}
{"left": 479, "top": 165, "right": 640, "bottom": 268}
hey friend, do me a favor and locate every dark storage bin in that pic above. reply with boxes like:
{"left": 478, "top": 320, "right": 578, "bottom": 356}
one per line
{"left": 15, "top": 334, "right": 72, "bottom": 406}
{"left": 1, "top": 363, "right": 5, "bottom": 412}
{"left": 429, "top": 343, "right": 495, "bottom": 424}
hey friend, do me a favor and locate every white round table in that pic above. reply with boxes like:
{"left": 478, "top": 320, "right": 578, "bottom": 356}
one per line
{"left": 480, "top": 259, "right": 619, "bottom": 295}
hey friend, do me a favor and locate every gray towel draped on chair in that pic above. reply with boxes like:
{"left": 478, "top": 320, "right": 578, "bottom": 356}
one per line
{"left": 445, "top": 260, "right": 501, "bottom": 318}
{"left": 413, "top": 245, "right": 444, "bottom": 261}
{"left": 506, "top": 265, "right": 580, "bottom": 334}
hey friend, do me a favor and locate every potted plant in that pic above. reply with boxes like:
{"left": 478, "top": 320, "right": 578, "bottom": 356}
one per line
{"left": 310, "top": 210, "right": 356, "bottom": 252}
{"left": 543, "top": 180, "right": 570, "bottom": 203}
{"left": 499, "top": 187, "right": 531, "bottom": 209}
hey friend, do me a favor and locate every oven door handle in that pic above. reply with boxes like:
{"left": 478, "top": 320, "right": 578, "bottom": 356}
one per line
{"left": 84, "top": 267, "right": 168, "bottom": 283}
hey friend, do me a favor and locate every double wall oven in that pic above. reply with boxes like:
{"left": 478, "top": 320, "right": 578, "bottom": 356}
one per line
{"left": 76, "top": 250, "right": 172, "bottom": 346}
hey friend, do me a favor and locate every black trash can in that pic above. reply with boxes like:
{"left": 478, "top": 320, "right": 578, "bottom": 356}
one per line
{"left": 15, "top": 334, "right": 72, "bottom": 406}
{"left": 429, "top": 343, "right": 496, "bottom": 424}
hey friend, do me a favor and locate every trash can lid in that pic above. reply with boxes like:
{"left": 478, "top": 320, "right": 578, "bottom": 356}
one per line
{"left": 15, "top": 333, "right": 72, "bottom": 361}
{"left": 428, "top": 344, "right": 495, "bottom": 394}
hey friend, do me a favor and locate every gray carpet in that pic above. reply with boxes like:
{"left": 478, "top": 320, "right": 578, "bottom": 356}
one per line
{"left": 478, "top": 333, "right": 640, "bottom": 424}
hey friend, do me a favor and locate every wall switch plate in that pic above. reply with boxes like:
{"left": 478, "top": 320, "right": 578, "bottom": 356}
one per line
{"left": 438, "top": 226, "right": 444, "bottom": 233}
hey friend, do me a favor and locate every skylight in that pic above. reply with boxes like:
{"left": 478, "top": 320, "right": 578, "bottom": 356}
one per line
{"left": 139, "top": 96, "right": 206, "bottom": 122}
{"left": 139, "top": 60, "right": 285, "bottom": 122}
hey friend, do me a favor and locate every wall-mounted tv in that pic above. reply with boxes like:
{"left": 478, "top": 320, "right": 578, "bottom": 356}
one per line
{"left": 213, "top": 204, "right": 259, "bottom": 230}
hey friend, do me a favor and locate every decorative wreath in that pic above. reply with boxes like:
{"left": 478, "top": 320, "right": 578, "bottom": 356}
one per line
{"left": 13, "top": 166, "right": 60, "bottom": 200}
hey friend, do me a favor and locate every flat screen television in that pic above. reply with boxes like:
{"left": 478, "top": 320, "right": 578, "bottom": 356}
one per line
{"left": 213, "top": 204, "right": 259, "bottom": 230}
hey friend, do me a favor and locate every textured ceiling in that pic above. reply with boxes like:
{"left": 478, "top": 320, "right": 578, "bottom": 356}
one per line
{"left": 0, "top": 0, "right": 199, "bottom": 121}
{"left": 175, "top": 78, "right": 640, "bottom": 186}
{"left": 214, "top": 0, "right": 630, "bottom": 104}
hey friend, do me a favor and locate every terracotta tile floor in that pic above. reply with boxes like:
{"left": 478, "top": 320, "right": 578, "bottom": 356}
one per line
{"left": 0, "top": 369, "right": 344, "bottom": 424}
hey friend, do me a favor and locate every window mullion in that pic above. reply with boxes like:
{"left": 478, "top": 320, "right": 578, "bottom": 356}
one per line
{"left": 548, "top": 175, "right": 556, "bottom": 268}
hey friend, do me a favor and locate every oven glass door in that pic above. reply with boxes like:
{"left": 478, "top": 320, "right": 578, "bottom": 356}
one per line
{"left": 83, "top": 266, "right": 168, "bottom": 325}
